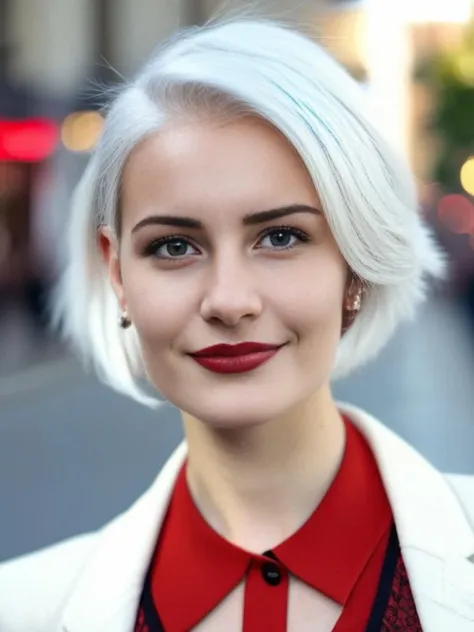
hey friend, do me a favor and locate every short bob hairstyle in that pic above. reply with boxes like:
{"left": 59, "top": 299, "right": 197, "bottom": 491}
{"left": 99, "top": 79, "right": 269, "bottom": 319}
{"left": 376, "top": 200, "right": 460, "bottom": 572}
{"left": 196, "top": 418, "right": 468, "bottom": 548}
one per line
{"left": 54, "top": 18, "right": 445, "bottom": 408}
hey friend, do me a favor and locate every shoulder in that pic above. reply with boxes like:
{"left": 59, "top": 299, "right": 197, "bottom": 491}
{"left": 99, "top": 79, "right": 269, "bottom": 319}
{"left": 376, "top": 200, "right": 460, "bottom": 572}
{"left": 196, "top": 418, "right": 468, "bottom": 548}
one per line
{"left": 0, "top": 531, "right": 98, "bottom": 632}
{"left": 445, "top": 473, "right": 474, "bottom": 528}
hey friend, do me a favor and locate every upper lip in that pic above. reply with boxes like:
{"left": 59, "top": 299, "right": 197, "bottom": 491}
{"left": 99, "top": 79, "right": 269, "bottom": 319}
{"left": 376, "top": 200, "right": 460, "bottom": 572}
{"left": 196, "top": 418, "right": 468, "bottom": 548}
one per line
{"left": 191, "top": 342, "right": 283, "bottom": 357}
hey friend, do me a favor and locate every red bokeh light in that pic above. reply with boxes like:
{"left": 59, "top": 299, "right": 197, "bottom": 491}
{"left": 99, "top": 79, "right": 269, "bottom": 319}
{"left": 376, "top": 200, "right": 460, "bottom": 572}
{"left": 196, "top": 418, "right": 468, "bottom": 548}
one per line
{"left": 437, "top": 194, "right": 474, "bottom": 234}
{"left": 0, "top": 119, "right": 58, "bottom": 162}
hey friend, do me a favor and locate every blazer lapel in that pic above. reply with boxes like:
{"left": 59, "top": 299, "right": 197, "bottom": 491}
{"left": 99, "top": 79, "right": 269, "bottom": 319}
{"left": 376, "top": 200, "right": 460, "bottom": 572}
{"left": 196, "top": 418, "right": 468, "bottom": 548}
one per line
{"left": 58, "top": 442, "right": 188, "bottom": 632}
{"left": 338, "top": 402, "right": 474, "bottom": 631}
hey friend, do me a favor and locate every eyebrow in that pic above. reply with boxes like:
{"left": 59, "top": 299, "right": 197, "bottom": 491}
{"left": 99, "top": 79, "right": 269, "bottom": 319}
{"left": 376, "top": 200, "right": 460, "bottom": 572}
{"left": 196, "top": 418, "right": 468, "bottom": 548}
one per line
{"left": 131, "top": 204, "right": 322, "bottom": 234}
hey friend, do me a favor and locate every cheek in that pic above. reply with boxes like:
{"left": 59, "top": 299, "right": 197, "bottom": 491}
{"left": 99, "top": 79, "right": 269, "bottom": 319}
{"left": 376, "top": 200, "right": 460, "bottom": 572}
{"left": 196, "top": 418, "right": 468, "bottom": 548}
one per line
{"left": 279, "top": 261, "right": 346, "bottom": 385}
{"left": 272, "top": 256, "right": 346, "bottom": 334}
{"left": 120, "top": 263, "right": 198, "bottom": 346}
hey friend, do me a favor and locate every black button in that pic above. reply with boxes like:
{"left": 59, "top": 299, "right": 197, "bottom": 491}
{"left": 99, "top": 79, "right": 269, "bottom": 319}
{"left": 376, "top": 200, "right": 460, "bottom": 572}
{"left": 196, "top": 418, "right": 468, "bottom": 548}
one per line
{"left": 261, "top": 562, "right": 282, "bottom": 586}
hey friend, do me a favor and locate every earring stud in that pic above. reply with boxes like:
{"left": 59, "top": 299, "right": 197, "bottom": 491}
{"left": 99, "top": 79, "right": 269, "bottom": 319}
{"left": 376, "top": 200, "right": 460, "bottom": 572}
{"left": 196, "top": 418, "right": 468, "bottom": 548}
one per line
{"left": 342, "top": 285, "right": 364, "bottom": 334}
{"left": 119, "top": 312, "right": 132, "bottom": 329}
{"left": 351, "top": 291, "right": 362, "bottom": 312}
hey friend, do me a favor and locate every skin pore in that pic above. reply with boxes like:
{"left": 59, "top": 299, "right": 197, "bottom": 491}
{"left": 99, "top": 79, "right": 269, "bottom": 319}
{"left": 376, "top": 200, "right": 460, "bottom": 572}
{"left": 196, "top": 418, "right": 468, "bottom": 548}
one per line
{"left": 100, "top": 115, "right": 353, "bottom": 554}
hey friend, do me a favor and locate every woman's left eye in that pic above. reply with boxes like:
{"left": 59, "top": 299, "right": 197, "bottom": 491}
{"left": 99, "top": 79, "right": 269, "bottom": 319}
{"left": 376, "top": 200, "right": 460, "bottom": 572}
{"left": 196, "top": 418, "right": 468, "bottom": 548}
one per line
{"left": 257, "top": 227, "right": 309, "bottom": 250}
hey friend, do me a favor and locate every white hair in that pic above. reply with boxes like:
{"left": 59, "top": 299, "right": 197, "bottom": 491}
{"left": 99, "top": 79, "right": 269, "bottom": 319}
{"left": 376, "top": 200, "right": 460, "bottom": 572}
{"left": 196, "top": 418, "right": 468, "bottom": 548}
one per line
{"left": 53, "top": 18, "right": 446, "bottom": 407}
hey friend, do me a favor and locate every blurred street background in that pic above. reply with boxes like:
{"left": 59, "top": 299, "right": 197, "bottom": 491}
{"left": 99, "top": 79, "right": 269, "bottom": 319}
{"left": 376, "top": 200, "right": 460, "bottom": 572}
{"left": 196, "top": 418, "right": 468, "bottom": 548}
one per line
{"left": 1, "top": 0, "right": 474, "bottom": 563}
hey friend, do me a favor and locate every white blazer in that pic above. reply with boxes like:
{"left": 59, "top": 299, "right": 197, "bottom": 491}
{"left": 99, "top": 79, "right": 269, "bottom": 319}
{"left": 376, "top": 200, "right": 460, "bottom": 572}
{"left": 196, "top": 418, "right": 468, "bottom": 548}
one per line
{"left": 1, "top": 403, "right": 474, "bottom": 632}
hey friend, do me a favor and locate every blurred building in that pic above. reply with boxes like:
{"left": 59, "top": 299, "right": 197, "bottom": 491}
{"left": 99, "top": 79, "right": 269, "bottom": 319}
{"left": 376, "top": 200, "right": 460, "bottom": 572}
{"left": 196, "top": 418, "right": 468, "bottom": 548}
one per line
{"left": 2, "top": 0, "right": 472, "bottom": 181}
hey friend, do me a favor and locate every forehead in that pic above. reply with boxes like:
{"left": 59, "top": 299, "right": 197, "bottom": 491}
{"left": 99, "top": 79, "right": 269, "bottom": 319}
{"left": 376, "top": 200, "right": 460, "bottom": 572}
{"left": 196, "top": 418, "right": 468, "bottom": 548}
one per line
{"left": 120, "top": 116, "right": 319, "bottom": 228}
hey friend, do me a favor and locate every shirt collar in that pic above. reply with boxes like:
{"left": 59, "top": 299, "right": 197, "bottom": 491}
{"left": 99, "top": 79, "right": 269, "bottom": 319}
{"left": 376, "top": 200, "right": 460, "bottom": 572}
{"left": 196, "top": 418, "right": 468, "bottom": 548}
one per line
{"left": 150, "top": 416, "right": 392, "bottom": 631}
{"left": 273, "top": 416, "right": 392, "bottom": 603}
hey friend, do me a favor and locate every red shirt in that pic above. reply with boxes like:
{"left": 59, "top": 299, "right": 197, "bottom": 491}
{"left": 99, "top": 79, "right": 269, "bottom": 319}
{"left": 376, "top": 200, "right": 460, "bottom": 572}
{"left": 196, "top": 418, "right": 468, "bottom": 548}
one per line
{"left": 148, "top": 417, "right": 393, "bottom": 631}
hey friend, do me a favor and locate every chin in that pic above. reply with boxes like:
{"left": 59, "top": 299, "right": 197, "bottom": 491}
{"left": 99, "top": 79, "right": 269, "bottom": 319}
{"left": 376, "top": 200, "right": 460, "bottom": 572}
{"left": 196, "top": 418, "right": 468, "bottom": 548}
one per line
{"left": 176, "top": 386, "right": 301, "bottom": 430}
{"left": 151, "top": 361, "right": 322, "bottom": 430}
{"left": 194, "top": 408, "right": 275, "bottom": 430}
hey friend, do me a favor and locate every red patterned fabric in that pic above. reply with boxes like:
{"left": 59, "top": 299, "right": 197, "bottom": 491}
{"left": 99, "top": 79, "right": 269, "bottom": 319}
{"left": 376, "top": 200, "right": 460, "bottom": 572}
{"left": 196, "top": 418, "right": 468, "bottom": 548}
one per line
{"left": 382, "top": 554, "right": 423, "bottom": 631}
{"left": 134, "top": 607, "right": 150, "bottom": 632}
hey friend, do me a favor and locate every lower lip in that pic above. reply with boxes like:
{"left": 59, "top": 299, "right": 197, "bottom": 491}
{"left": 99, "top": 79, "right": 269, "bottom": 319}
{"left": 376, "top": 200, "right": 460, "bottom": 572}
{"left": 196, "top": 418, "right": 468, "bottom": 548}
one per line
{"left": 191, "top": 349, "right": 280, "bottom": 374}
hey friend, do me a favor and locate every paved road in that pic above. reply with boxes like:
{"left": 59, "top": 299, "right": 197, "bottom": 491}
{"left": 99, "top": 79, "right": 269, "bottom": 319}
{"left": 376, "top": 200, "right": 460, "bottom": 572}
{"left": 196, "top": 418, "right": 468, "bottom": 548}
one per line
{"left": 1, "top": 294, "right": 473, "bottom": 562}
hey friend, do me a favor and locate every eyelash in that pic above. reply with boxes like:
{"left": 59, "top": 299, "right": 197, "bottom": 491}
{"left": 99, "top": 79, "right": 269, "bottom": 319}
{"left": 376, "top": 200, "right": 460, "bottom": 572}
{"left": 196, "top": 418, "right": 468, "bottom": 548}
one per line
{"left": 142, "top": 226, "right": 311, "bottom": 260}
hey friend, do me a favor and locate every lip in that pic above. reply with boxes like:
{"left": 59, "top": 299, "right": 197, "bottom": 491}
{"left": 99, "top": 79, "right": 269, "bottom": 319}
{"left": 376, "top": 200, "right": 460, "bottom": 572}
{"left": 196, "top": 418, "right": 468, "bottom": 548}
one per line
{"left": 191, "top": 342, "right": 281, "bottom": 357}
{"left": 189, "top": 342, "right": 285, "bottom": 374}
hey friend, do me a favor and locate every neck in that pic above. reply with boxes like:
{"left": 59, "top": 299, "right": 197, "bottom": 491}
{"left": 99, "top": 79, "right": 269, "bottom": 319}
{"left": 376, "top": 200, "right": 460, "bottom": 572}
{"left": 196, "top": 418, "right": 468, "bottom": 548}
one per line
{"left": 181, "top": 385, "right": 346, "bottom": 554}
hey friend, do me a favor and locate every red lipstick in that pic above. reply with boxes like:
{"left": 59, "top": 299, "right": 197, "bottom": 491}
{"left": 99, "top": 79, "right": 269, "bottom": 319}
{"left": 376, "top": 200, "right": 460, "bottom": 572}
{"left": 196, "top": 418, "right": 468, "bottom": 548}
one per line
{"left": 190, "top": 342, "right": 283, "bottom": 374}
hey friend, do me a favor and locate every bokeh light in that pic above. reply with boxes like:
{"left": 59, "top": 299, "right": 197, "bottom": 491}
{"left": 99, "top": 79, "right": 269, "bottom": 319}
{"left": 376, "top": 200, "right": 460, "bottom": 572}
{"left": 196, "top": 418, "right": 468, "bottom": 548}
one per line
{"left": 0, "top": 119, "right": 58, "bottom": 162}
{"left": 438, "top": 193, "right": 474, "bottom": 234}
{"left": 460, "top": 157, "right": 474, "bottom": 195}
{"left": 61, "top": 111, "right": 104, "bottom": 153}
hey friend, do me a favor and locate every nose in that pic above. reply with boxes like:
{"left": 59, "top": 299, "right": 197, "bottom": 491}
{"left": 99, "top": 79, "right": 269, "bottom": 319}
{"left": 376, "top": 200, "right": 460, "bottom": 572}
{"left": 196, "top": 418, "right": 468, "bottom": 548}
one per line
{"left": 200, "top": 257, "right": 263, "bottom": 327}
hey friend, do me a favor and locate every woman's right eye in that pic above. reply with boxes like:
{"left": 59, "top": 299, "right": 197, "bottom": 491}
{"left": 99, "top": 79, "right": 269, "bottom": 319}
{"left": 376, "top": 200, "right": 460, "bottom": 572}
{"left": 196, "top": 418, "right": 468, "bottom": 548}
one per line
{"left": 144, "top": 237, "right": 200, "bottom": 259}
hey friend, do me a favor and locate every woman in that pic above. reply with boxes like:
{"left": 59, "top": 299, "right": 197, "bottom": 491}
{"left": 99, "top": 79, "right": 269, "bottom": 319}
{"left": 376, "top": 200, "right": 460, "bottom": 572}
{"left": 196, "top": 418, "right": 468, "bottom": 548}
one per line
{"left": 1, "top": 18, "right": 474, "bottom": 632}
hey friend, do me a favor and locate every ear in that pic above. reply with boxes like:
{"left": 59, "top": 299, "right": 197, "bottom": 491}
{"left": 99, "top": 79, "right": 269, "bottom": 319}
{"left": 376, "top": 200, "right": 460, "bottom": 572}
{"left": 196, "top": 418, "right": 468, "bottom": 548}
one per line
{"left": 98, "top": 226, "right": 126, "bottom": 312}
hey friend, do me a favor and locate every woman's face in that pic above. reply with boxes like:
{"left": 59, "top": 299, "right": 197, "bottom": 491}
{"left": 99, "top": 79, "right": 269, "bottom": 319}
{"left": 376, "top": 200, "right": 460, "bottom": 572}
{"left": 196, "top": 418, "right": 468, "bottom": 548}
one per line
{"left": 102, "top": 116, "right": 348, "bottom": 428}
